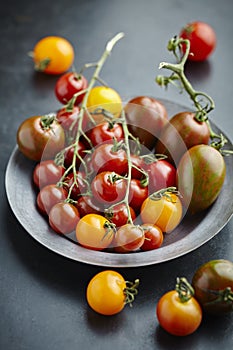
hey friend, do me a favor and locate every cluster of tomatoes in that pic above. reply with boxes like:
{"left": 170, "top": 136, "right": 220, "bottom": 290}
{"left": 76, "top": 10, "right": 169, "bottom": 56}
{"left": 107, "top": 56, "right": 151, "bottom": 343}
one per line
{"left": 86, "top": 258, "right": 233, "bottom": 336}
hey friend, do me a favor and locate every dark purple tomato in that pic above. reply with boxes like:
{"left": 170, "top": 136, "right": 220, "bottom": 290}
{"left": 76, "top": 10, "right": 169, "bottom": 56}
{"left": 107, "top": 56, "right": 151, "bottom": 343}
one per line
{"left": 192, "top": 259, "right": 233, "bottom": 314}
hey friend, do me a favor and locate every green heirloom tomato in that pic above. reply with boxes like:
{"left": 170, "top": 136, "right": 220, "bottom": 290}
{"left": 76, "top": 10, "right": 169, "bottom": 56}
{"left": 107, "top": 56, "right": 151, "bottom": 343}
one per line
{"left": 192, "top": 260, "right": 233, "bottom": 314}
{"left": 177, "top": 144, "right": 226, "bottom": 214}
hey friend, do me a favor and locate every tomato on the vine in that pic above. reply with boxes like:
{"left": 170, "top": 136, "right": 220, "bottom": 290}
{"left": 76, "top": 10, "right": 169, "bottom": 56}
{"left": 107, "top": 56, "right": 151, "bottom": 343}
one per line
{"left": 146, "top": 158, "right": 176, "bottom": 194}
{"left": 155, "top": 111, "right": 210, "bottom": 165}
{"left": 17, "top": 115, "right": 65, "bottom": 161}
{"left": 157, "top": 278, "right": 202, "bottom": 336}
{"left": 75, "top": 214, "right": 114, "bottom": 250}
{"left": 75, "top": 195, "right": 104, "bottom": 217}
{"left": 86, "top": 86, "right": 122, "bottom": 121}
{"left": 49, "top": 202, "right": 80, "bottom": 234}
{"left": 63, "top": 171, "right": 87, "bottom": 201}
{"left": 105, "top": 203, "right": 136, "bottom": 228}
{"left": 64, "top": 141, "right": 86, "bottom": 169}
{"left": 140, "top": 224, "right": 163, "bottom": 251}
{"left": 140, "top": 189, "right": 182, "bottom": 233}
{"left": 86, "top": 270, "right": 139, "bottom": 316}
{"left": 129, "top": 178, "right": 149, "bottom": 213}
{"left": 90, "top": 142, "right": 128, "bottom": 175}
{"left": 192, "top": 259, "right": 233, "bottom": 314}
{"left": 32, "top": 36, "right": 75, "bottom": 75}
{"left": 55, "top": 72, "right": 88, "bottom": 105}
{"left": 91, "top": 171, "right": 127, "bottom": 205}
{"left": 33, "top": 159, "right": 65, "bottom": 189}
{"left": 125, "top": 96, "right": 168, "bottom": 150}
{"left": 87, "top": 122, "right": 124, "bottom": 147}
{"left": 36, "top": 184, "right": 68, "bottom": 215}
{"left": 56, "top": 106, "right": 88, "bottom": 137}
{"left": 113, "top": 224, "right": 145, "bottom": 253}
{"left": 180, "top": 21, "right": 216, "bottom": 62}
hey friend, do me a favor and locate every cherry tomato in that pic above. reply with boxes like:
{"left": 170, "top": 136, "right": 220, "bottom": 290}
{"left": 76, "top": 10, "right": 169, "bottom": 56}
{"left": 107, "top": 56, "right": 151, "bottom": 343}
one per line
{"left": 125, "top": 96, "right": 168, "bottom": 150}
{"left": 180, "top": 21, "right": 216, "bottom": 61}
{"left": 75, "top": 214, "right": 114, "bottom": 250}
{"left": 129, "top": 178, "right": 149, "bottom": 213}
{"left": 141, "top": 190, "right": 182, "bottom": 233}
{"left": 63, "top": 171, "right": 87, "bottom": 201}
{"left": 146, "top": 159, "right": 176, "bottom": 194}
{"left": 156, "top": 278, "right": 202, "bottom": 336}
{"left": 33, "top": 160, "right": 64, "bottom": 189}
{"left": 63, "top": 141, "right": 86, "bottom": 169}
{"left": 155, "top": 111, "right": 210, "bottom": 165}
{"left": 75, "top": 195, "right": 104, "bottom": 217}
{"left": 86, "top": 86, "right": 122, "bottom": 121}
{"left": 17, "top": 115, "right": 65, "bottom": 161}
{"left": 32, "top": 36, "right": 74, "bottom": 74}
{"left": 113, "top": 224, "right": 145, "bottom": 253}
{"left": 49, "top": 202, "right": 80, "bottom": 234}
{"left": 36, "top": 184, "right": 68, "bottom": 215}
{"left": 55, "top": 72, "right": 88, "bottom": 105}
{"left": 87, "top": 122, "right": 124, "bottom": 147}
{"left": 177, "top": 144, "right": 226, "bottom": 214}
{"left": 192, "top": 259, "right": 233, "bottom": 314}
{"left": 105, "top": 203, "right": 136, "bottom": 228}
{"left": 56, "top": 105, "right": 88, "bottom": 137}
{"left": 86, "top": 270, "right": 139, "bottom": 316}
{"left": 130, "top": 154, "right": 147, "bottom": 180}
{"left": 91, "top": 171, "right": 127, "bottom": 205}
{"left": 140, "top": 224, "right": 163, "bottom": 251}
{"left": 90, "top": 143, "right": 128, "bottom": 175}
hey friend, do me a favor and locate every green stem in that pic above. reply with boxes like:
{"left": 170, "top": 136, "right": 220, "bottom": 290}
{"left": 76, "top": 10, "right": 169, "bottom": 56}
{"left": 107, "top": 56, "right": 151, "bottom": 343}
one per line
{"left": 57, "top": 32, "right": 125, "bottom": 201}
{"left": 157, "top": 37, "right": 215, "bottom": 121}
{"left": 175, "top": 277, "right": 194, "bottom": 303}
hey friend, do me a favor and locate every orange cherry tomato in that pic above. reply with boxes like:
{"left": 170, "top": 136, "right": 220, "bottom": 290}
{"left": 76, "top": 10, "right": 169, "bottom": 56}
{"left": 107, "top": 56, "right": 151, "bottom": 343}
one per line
{"left": 156, "top": 278, "right": 202, "bottom": 336}
{"left": 86, "top": 270, "right": 139, "bottom": 316}
{"left": 32, "top": 36, "right": 75, "bottom": 75}
{"left": 140, "top": 189, "right": 182, "bottom": 233}
{"left": 75, "top": 214, "right": 114, "bottom": 250}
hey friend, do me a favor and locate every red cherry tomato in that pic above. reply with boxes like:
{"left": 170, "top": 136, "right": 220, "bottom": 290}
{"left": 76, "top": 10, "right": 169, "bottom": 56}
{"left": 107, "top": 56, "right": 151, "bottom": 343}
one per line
{"left": 87, "top": 122, "right": 124, "bottom": 147}
{"left": 129, "top": 178, "right": 149, "bottom": 213}
{"left": 55, "top": 72, "right": 88, "bottom": 105}
{"left": 105, "top": 203, "right": 136, "bottom": 228}
{"left": 75, "top": 195, "right": 104, "bottom": 217}
{"left": 113, "top": 224, "right": 145, "bottom": 253}
{"left": 33, "top": 160, "right": 65, "bottom": 189}
{"left": 180, "top": 21, "right": 216, "bottom": 61}
{"left": 63, "top": 171, "right": 87, "bottom": 201}
{"left": 130, "top": 154, "right": 147, "bottom": 180}
{"left": 90, "top": 143, "right": 128, "bottom": 175}
{"left": 49, "top": 202, "right": 80, "bottom": 234}
{"left": 91, "top": 171, "right": 127, "bottom": 205}
{"left": 63, "top": 141, "right": 86, "bottom": 169}
{"left": 56, "top": 105, "right": 88, "bottom": 137}
{"left": 146, "top": 159, "right": 176, "bottom": 194}
{"left": 36, "top": 184, "right": 68, "bottom": 215}
{"left": 140, "top": 224, "right": 163, "bottom": 251}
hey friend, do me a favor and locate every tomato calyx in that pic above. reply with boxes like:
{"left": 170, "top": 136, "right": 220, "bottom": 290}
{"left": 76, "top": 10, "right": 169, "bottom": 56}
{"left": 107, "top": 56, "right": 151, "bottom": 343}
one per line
{"left": 175, "top": 277, "right": 195, "bottom": 303}
{"left": 200, "top": 286, "right": 233, "bottom": 307}
{"left": 40, "top": 113, "right": 56, "bottom": 130}
{"left": 149, "top": 186, "right": 180, "bottom": 202}
{"left": 34, "top": 57, "right": 51, "bottom": 72}
{"left": 124, "top": 279, "right": 140, "bottom": 306}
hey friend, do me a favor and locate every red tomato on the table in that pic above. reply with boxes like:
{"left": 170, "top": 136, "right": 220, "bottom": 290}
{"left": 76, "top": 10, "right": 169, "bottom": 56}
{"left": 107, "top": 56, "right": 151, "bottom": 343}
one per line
{"left": 180, "top": 21, "right": 216, "bottom": 61}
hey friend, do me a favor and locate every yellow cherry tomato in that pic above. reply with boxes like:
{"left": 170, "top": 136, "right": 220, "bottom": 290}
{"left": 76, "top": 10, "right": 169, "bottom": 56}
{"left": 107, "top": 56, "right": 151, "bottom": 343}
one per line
{"left": 86, "top": 270, "right": 127, "bottom": 315}
{"left": 32, "top": 36, "right": 75, "bottom": 75}
{"left": 86, "top": 86, "right": 122, "bottom": 122}
{"left": 75, "top": 214, "right": 114, "bottom": 250}
{"left": 140, "top": 191, "right": 182, "bottom": 233}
